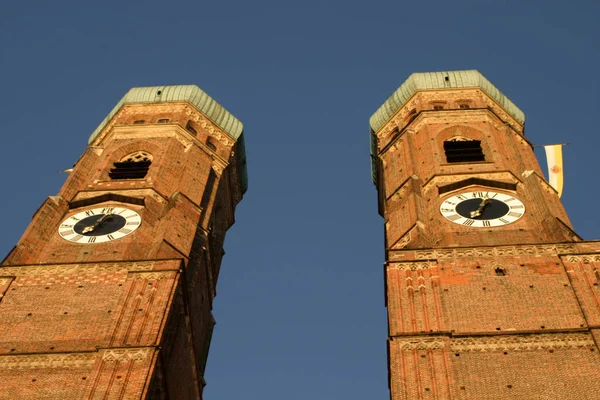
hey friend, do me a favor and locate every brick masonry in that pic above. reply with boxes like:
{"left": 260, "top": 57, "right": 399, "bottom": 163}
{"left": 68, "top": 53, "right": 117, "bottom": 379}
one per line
{"left": 0, "top": 101, "right": 244, "bottom": 399}
{"left": 372, "top": 88, "right": 600, "bottom": 399}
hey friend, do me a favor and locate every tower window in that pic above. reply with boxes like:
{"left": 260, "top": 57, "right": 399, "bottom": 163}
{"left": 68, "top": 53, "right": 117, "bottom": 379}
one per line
{"left": 186, "top": 121, "right": 197, "bottom": 135}
{"left": 444, "top": 138, "right": 485, "bottom": 163}
{"left": 433, "top": 105, "right": 444, "bottom": 110}
{"left": 459, "top": 104, "right": 470, "bottom": 109}
{"left": 109, "top": 151, "right": 152, "bottom": 180}
{"left": 133, "top": 119, "right": 145, "bottom": 124}
{"left": 157, "top": 118, "right": 170, "bottom": 123}
{"left": 405, "top": 109, "right": 417, "bottom": 123}
{"left": 495, "top": 267, "right": 506, "bottom": 276}
{"left": 206, "top": 137, "right": 217, "bottom": 151}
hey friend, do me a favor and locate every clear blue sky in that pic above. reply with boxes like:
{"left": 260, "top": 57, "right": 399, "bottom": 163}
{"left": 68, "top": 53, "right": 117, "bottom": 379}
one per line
{"left": 1, "top": 1, "right": 598, "bottom": 398}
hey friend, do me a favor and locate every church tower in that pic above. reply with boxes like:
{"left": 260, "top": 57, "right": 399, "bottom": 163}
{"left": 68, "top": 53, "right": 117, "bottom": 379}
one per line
{"left": 370, "top": 71, "right": 600, "bottom": 399}
{"left": 0, "top": 86, "right": 247, "bottom": 399}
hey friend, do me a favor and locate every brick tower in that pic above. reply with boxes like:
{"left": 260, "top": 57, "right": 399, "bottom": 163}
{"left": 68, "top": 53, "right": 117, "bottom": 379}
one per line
{"left": 370, "top": 71, "right": 600, "bottom": 399}
{"left": 0, "top": 86, "right": 247, "bottom": 399}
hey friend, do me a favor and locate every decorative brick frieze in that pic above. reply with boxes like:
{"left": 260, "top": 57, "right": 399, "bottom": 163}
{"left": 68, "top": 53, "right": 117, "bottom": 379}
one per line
{"left": 0, "top": 352, "right": 96, "bottom": 370}
{"left": 450, "top": 333, "right": 594, "bottom": 352}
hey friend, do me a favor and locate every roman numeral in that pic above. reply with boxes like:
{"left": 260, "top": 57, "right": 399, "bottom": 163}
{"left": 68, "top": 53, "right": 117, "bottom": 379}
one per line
{"left": 482, "top": 220, "right": 491, "bottom": 227}
{"left": 456, "top": 195, "right": 467, "bottom": 200}
{"left": 499, "top": 218, "right": 510, "bottom": 224}
{"left": 472, "top": 192, "right": 484, "bottom": 198}
{"left": 60, "top": 224, "right": 73, "bottom": 228}
{"left": 444, "top": 201, "right": 456, "bottom": 206}
{"left": 505, "top": 198, "right": 517, "bottom": 202}
{"left": 126, "top": 221, "right": 140, "bottom": 226}
{"left": 511, "top": 205, "right": 524, "bottom": 209}
{"left": 59, "top": 230, "right": 72, "bottom": 236}
{"left": 71, "top": 235, "right": 83, "bottom": 242}
{"left": 441, "top": 208, "right": 454, "bottom": 212}
{"left": 463, "top": 219, "right": 475, "bottom": 226}
{"left": 107, "top": 234, "right": 115, "bottom": 241}
{"left": 71, "top": 217, "right": 80, "bottom": 221}
{"left": 88, "top": 237, "right": 97, "bottom": 243}
{"left": 490, "top": 193, "right": 498, "bottom": 198}
{"left": 447, "top": 214, "right": 461, "bottom": 221}
{"left": 508, "top": 212, "right": 522, "bottom": 218}
{"left": 85, "top": 210, "right": 95, "bottom": 216}
{"left": 102, "top": 207, "right": 115, "bottom": 214}
{"left": 118, "top": 228, "right": 132, "bottom": 234}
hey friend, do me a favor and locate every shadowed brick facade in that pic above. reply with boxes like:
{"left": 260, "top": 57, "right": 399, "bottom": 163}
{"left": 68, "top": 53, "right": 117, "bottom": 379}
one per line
{"left": 0, "top": 86, "right": 247, "bottom": 399}
{"left": 370, "top": 71, "right": 600, "bottom": 399}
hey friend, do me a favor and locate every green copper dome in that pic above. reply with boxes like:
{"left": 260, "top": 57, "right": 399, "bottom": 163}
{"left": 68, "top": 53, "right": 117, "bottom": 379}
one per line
{"left": 369, "top": 70, "right": 525, "bottom": 134}
{"left": 89, "top": 85, "right": 247, "bottom": 194}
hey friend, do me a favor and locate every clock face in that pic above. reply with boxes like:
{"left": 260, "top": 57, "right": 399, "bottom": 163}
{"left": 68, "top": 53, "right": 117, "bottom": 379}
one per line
{"left": 58, "top": 206, "right": 142, "bottom": 243}
{"left": 440, "top": 190, "right": 525, "bottom": 227}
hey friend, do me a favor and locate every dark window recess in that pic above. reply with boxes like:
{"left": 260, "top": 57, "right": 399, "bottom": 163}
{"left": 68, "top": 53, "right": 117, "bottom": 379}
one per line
{"left": 438, "top": 177, "right": 517, "bottom": 195}
{"left": 186, "top": 121, "right": 197, "bottom": 135}
{"left": 459, "top": 104, "right": 470, "bottom": 109}
{"left": 433, "top": 105, "right": 444, "bottom": 110}
{"left": 206, "top": 137, "right": 217, "bottom": 151}
{"left": 133, "top": 119, "right": 145, "bottom": 124}
{"left": 109, "top": 161, "right": 151, "bottom": 180}
{"left": 157, "top": 118, "right": 170, "bottom": 123}
{"left": 444, "top": 140, "right": 485, "bottom": 163}
{"left": 405, "top": 109, "right": 417, "bottom": 122}
{"left": 495, "top": 267, "right": 506, "bottom": 276}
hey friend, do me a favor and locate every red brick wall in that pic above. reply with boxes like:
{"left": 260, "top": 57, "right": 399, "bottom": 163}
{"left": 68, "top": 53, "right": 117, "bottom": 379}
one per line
{"left": 374, "top": 89, "right": 600, "bottom": 399}
{"left": 0, "top": 103, "right": 243, "bottom": 399}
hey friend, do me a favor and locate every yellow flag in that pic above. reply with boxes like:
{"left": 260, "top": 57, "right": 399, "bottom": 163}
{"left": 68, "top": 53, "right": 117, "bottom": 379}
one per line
{"left": 544, "top": 144, "right": 564, "bottom": 197}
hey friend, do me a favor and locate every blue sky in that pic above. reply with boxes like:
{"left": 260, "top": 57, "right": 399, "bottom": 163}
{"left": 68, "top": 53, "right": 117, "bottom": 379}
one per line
{"left": 1, "top": 1, "right": 599, "bottom": 398}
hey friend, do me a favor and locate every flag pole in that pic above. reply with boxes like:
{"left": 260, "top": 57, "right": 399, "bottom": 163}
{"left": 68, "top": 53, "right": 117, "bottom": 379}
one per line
{"left": 533, "top": 142, "right": 569, "bottom": 148}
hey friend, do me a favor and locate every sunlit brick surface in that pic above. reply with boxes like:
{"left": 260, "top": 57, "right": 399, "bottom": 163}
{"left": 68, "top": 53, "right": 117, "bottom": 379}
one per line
{"left": 0, "top": 100, "right": 245, "bottom": 399}
{"left": 372, "top": 80, "right": 600, "bottom": 399}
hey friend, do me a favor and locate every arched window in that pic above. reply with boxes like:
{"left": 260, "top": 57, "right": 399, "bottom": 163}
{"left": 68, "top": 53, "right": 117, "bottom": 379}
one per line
{"left": 109, "top": 151, "right": 153, "bottom": 180}
{"left": 444, "top": 136, "right": 484, "bottom": 163}
{"left": 206, "top": 137, "right": 217, "bottom": 151}
{"left": 185, "top": 121, "right": 198, "bottom": 136}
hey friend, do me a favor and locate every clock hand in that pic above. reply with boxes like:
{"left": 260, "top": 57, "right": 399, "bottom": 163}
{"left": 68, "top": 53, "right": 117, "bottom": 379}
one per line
{"left": 470, "top": 196, "right": 490, "bottom": 218}
{"left": 81, "top": 213, "right": 113, "bottom": 234}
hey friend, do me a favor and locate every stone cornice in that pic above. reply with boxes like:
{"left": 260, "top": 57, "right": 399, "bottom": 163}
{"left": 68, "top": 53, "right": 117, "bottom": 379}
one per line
{"left": 450, "top": 333, "right": 594, "bottom": 352}
{"left": 423, "top": 171, "right": 521, "bottom": 194}
{"left": 389, "top": 243, "right": 580, "bottom": 262}
{"left": 391, "top": 332, "right": 595, "bottom": 352}
{"left": 0, "top": 259, "right": 181, "bottom": 278}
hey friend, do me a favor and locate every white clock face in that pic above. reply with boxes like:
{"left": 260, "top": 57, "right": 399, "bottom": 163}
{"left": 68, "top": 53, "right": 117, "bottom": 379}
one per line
{"left": 440, "top": 190, "right": 525, "bottom": 227}
{"left": 58, "top": 206, "right": 142, "bottom": 243}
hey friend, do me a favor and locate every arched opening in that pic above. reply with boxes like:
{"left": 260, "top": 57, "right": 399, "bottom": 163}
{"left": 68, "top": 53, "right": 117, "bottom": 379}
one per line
{"left": 444, "top": 136, "right": 484, "bottom": 163}
{"left": 109, "top": 151, "right": 153, "bottom": 180}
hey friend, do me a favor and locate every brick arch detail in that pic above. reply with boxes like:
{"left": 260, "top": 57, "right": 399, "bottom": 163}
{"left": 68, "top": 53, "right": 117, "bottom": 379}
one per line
{"left": 437, "top": 125, "right": 486, "bottom": 142}
{"left": 437, "top": 125, "right": 492, "bottom": 163}
{"left": 109, "top": 142, "right": 163, "bottom": 164}
{"left": 102, "top": 141, "right": 164, "bottom": 181}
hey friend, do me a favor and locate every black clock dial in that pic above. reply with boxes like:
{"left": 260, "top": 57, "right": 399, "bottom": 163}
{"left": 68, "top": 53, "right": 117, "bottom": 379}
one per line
{"left": 455, "top": 198, "right": 510, "bottom": 220}
{"left": 73, "top": 214, "right": 127, "bottom": 236}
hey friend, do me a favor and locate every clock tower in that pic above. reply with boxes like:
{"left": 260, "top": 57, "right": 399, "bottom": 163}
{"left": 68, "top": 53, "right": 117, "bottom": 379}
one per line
{"left": 0, "top": 85, "right": 247, "bottom": 399}
{"left": 370, "top": 71, "right": 600, "bottom": 399}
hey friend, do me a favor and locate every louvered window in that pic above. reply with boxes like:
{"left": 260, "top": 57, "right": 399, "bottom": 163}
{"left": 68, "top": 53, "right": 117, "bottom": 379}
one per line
{"left": 444, "top": 139, "right": 484, "bottom": 163}
{"left": 109, "top": 151, "right": 152, "bottom": 180}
